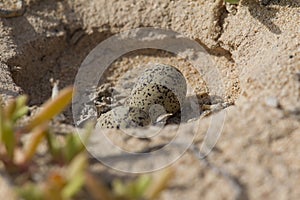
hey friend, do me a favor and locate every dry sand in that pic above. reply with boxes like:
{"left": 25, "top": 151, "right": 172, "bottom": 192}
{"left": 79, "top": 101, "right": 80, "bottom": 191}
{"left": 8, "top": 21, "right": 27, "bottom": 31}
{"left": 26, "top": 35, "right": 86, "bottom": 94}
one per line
{"left": 0, "top": 0, "right": 299, "bottom": 199}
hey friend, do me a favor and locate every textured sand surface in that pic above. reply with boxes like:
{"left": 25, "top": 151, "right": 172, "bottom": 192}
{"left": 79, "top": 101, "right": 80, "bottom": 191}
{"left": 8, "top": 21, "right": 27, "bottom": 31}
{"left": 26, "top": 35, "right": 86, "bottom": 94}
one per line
{"left": 0, "top": 0, "right": 299, "bottom": 199}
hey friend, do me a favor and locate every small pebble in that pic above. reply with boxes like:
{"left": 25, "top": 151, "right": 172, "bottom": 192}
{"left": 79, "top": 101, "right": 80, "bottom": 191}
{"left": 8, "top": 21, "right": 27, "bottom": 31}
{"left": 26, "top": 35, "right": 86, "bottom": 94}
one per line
{"left": 265, "top": 96, "right": 280, "bottom": 108}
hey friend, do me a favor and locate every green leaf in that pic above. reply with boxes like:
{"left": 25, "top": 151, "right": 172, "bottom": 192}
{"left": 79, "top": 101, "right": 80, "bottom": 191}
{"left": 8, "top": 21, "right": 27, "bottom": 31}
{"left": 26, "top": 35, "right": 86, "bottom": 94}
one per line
{"left": 46, "top": 131, "right": 62, "bottom": 160}
{"left": 67, "top": 153, "right": 87, "bottom": 181}
{"left": 64, "top": 122, "right": 92, "bottom": 163}
{"left": 62, "top": 174, "right": 84, "bottom": 199}
{"left": 12, "top": 106, "right": 28, "bottom": 122}
{"left": 23, "top": 125, "right": 47, "bottom": 163}
{"left": 144, "top": 168, "right": 174, "bottom": 200}
{"left": 224, "top": 0, "right": 239, "bottom": 4}
{"left": 25, "top": 86, "right": 74, "bottom": 131}
{"left": 128, "top": 176, "right": 152, "bottom": 199}
{"left": 112, "top": 179, "right": 126, "bottom": 197}
{"left": 4, "top": 99, "right": 16, "bottom": 120}
{"left": 13, "top": 95, "right": 28, "bottom": 122}
{"left": 2, "top": 120, "right": 15, "bottom": 159}
{"left": 113, "top": 175, "right": 152, "bottom": 199}
{"left": 64, "top": 134, "right": 84, "bottom": 163}
{"left": 62, "top": 153, "right": 87, "bottom": 199}
{"left": 0, "top": 105, "right": 4, "bottom": 142}
{"left": 16, "top": 183, "right": 44, "bottom": 200}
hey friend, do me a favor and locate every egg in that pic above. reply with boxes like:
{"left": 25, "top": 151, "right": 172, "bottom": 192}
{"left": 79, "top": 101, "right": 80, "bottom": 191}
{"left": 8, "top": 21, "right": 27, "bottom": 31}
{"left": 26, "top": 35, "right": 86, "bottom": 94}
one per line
{"left": 127, "top": 64, "right": 187, "bottom": 121}
{"left": 96, "top": 106, "right": 151, "bottom": 129}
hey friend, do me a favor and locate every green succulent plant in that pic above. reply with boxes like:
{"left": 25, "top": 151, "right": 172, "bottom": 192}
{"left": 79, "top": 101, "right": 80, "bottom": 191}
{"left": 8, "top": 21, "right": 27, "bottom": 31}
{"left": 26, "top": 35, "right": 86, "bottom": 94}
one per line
{"left": 224, "top": 0, "right": 239, "bottom": 4}
{"left": 0, "top": 86, "right": 174, "bottom": 200}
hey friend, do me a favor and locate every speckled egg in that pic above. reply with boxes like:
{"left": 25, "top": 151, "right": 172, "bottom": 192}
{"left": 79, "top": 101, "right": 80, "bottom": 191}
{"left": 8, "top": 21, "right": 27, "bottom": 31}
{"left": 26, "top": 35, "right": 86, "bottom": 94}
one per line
{"left": 127, "top": 64, "right": 187, "bottom": 120}
{"left": 96, "top": 106, "right": 151, "bottom": 129}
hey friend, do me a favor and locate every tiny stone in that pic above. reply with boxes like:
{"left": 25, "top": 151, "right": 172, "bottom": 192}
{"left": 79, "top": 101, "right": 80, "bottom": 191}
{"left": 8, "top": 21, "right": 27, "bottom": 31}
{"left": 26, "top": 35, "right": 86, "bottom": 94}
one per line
{"left": 265, "top": 96, "right": 280, "bottom": 108}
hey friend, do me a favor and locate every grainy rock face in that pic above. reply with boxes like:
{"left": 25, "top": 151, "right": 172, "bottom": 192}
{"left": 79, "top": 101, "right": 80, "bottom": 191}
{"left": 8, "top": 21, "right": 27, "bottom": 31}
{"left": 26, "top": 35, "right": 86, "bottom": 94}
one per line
{"left": 0, "top": 0, "right": 299, "bottom": 199}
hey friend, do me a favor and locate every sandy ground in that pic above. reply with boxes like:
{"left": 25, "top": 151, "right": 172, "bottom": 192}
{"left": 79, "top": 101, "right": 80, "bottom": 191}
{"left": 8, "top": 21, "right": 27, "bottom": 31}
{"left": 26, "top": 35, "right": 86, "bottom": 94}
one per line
{"left": 0, "top": 0, "right": 299, "bottom": 199}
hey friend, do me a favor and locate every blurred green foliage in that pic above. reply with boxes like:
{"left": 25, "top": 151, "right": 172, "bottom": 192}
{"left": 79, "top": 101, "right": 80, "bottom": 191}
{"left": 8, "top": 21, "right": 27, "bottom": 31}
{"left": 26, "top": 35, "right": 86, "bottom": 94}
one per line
{"left": 225, "top": 0, "right": 240, "bottom": 4}
{"left": 0, "top": 87, "right": 174, "bottom": 200}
